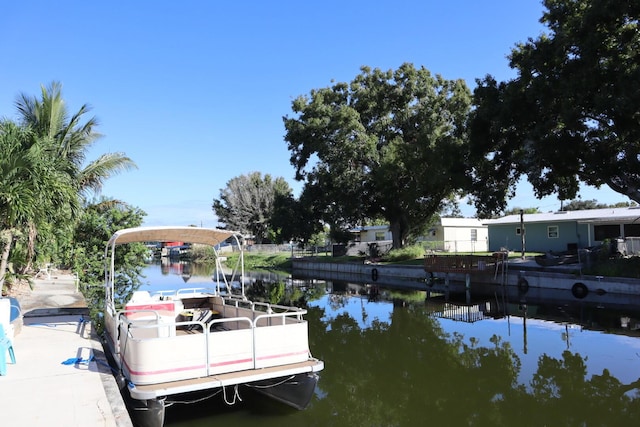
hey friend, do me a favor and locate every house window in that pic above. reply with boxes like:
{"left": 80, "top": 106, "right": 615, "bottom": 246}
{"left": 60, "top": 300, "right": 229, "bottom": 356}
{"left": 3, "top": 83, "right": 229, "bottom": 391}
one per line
{"left": 375, "top": 231, "right": 385, "bottom": 241}
{"left": 547, "top": 226, "right": 559, "bottom": 238}
{"left": 470, "top": 229, "right": 477, "bottom": 241}
{"left": 624, "top": 224, "right": 640, "bottom": 237}
{"left": 516, "top": 227, "right": 522, "bottom": 235}
{"left": 594, "top": 224, "right": 620, "bottom": 241}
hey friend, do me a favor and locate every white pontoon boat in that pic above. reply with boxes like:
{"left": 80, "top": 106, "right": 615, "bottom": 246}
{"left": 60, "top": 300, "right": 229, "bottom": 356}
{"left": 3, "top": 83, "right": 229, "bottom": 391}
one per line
{"left": 102, "top": 226, "right": 324, "bottom": 427}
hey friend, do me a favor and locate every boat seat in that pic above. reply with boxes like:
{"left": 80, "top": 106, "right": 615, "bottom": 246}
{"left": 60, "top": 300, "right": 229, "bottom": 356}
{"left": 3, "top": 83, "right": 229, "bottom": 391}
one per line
{"left": 130, "top": 291, "right": 152, "bottom": 303}
{"left": 0, "top": 324, "right": 16, "bottom": 375}
{"left": 186, "top": 309, "right": 213, "bottom": 331}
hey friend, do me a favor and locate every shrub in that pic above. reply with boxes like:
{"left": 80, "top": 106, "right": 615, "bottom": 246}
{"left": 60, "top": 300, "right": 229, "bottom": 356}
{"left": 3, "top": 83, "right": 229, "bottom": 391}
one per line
{"left": 384, "top": 245, "right": 425, "bottom": 262}
{"left": 189, "top": 244, "right": 217, "bottom": 263}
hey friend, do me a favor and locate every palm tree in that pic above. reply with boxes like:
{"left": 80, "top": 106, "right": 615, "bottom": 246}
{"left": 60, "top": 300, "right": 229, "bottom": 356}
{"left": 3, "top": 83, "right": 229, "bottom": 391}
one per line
{"left": 0, "top": 120, "right": 78, "bottom": 286}
{"left": 0, "top": 121, "right": 34, "bottom": 285}
{"left": 15, "top": 81, "right": 137, "bottom": 196}
{"left": 12, "top": 82, "right": 137, "bottom": 271}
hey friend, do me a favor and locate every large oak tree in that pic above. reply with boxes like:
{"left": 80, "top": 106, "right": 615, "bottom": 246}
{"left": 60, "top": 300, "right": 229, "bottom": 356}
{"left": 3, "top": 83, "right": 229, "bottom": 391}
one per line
{"left": 469, "top": 0, "right": 640, "bottom": 216}
{"left": 283, "top": 63, "right": 471, "bottom": 248}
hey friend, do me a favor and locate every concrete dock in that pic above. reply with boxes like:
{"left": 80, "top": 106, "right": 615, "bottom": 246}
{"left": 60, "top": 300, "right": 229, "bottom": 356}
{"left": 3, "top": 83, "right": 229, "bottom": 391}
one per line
{"left": 0, "top": 273, "right": 132, "bottom": 426}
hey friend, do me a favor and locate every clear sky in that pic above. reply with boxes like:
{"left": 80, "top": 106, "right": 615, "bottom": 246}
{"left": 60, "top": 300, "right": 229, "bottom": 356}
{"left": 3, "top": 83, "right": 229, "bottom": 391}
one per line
{"left": 0, "top": 1, "right": 629, "bottom": 227}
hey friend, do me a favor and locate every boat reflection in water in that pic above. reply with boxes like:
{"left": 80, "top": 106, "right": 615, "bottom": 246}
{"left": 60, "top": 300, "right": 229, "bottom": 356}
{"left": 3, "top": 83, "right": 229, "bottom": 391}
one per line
{"left": 141, "top": 263, "right": 640, "bottom": 427}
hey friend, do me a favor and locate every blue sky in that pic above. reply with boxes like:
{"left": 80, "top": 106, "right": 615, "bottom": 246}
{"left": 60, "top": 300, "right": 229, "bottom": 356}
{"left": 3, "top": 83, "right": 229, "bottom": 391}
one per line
{"left": 1, "top": 1, "right": 628, "bottom": 227}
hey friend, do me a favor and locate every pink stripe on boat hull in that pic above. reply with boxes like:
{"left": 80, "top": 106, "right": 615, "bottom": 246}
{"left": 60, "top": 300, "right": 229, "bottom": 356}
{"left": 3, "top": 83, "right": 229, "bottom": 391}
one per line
{"left": 123, "top": 349, "right": 310, "bottom": 377}
{"left": 256, "top": 349, "right": 309, "bottom": 361}
{"left": 124, "top": 360, "right": 206, "bottom": 376}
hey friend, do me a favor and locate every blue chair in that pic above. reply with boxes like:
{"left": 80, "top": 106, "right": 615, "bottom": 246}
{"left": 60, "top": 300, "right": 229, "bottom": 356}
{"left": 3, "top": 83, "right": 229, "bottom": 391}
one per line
{"left": 0, "top": 324, "right": 16, "bottom": 375}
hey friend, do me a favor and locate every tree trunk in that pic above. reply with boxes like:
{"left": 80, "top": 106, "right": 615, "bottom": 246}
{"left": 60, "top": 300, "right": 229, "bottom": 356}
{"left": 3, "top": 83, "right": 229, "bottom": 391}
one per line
{"left": 0, "top": 230, "right": 14, "bottom": 289}
{"left": 389, "top": 221, "right": 405, "bottom": 249}
{"left": 23, "top": 222, "right": 37, "bottom": 273}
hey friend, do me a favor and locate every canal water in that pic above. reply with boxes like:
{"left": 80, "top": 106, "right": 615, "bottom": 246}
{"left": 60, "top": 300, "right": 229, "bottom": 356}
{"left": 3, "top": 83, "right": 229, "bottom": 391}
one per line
{"left": 139, "top": 261, "right": 640, "bottom": 426}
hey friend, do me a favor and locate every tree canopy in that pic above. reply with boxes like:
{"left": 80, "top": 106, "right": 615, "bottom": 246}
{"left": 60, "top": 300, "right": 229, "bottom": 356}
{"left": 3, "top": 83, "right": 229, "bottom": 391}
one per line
{"left": 468, "top": 0, "right": 640, "bottom": 217}
{"left": 15, "top": 82, "right": 136, "bottom": 198}
{"left": 212, "top": 172, "right": 293, "bottom": 244}
{"left": 504, "top": 207, "right": 541, "bottom": 216}
{"left": 72, "top": 198, "right": 147, "bottom": 330}
{"left": 0, "top": 119, "right": 78, "bottom": 285}
{"left": 283, "top": 63, "right": 472, "bottom": 248}
{"left": 270, "top": 191, "right": 324, "bottom": 245}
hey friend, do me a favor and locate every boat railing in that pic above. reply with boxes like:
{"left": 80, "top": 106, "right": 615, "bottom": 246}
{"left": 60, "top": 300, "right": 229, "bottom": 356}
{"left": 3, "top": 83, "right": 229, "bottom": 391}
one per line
{"left": 207, "top": 316, "right": 252, "bottom": 332}
{"left": 251, "top": 300, "right": 273, "bottom": 313}
{"left": 118, "top": 310, "right": 175, "bottom": 339}
{"left": 220, "top": 297, "right": 255, "bottom": 318}
{"left": 114, "top": 304, "right": 311, "bottom": 383}
{"left": 171, "top": 287, "right": 219, "bottom": 297}
{"left": 120, "top": 312, "right": 304, "bottom": 333}
{"left": 257, "top": 301, "right": 306, "bottom": 314}
{"left": 251, "top": 300, "right": 303, "bottom": 315}
{"left": 220, "top": 298, "right": 306, "bottom": 322}
{"left": 253, "top": 311, "right": 306, "bottom": 326}
{"left": 116, "top": 301, "right": 307, "bottom": 337}
{"left": 119, "top": 309, "right": 161, "bottom": 321}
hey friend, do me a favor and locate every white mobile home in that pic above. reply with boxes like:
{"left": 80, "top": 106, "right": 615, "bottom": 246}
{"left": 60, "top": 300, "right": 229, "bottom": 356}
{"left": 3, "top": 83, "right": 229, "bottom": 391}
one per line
{"left": 418, "top": 217, "right": 488, "bottom": 252}
{"left": 352, "top": 218, "right": 488, "bottom": 253}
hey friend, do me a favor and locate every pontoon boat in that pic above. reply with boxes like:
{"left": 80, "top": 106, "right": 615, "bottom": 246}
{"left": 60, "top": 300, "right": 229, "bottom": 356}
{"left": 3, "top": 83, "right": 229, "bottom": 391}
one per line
{"left": 102, "top": 226, "right": 324, "bottom": 427}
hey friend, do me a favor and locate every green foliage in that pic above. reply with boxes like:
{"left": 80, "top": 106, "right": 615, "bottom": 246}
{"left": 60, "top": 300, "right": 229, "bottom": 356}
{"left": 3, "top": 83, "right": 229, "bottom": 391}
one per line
{"left": 15, "top": 82, "right": 137, "bottom": 199}
{"left": 72, "top": 199, "right": 147, "bottom": 332}
{"left": 270, "top": 192, "right": 324, "bottom": 244}
{"left": 583, "top": 256, "right": 640, "bottom": 278}
{"left": 188, "top": 244, "right": 216, "bottom": 263}
{"left": 0, "top": 119, "right": 78, "bottom": 283}
{"left": 307, "top": 228, "right": 329, "bottom": 247}
{"left": 561, "top": 199, "right": 638, "bottom": 211}
{"left": 284, "top": 63, "right": 472, "bottom": 248}
{"left": 468, "top": 0, "right": 640, "bottom": 216}
{"left": 212, "top": 172, "right": 293, "bottom": 244}
{"left": 245, "top": 278, "right": 322, "bottom": 306}
{"left": 562, "top": 199, "right": 608, "bottom": 211}
{"left": 268, "top": 282, "right": 285, "bottom": 304}
{"left": 384, "top": 245, "right": 425, "bottom": 262}
{"left": 504, "top": 207, "right": 541, "bottom": 215}
{"left": 1, "top": 82, "right": 136, "bottom": 287}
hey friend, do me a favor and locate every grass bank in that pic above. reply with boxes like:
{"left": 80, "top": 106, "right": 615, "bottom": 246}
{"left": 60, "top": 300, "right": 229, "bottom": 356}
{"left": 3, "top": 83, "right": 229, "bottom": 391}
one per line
{"left": 225, "top": 252, "right": 293, "bottom": 270}
{"left": 226, "top": 248, "right": 640, "bottom": 279}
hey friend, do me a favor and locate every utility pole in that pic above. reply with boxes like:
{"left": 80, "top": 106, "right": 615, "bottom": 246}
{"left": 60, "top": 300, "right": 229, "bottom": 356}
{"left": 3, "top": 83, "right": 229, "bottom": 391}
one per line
{"left": 520, "top": 209, "right": 525, "bottom": 259}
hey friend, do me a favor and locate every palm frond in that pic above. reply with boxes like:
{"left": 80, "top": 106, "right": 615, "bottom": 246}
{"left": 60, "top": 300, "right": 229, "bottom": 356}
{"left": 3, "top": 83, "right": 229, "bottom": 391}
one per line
{"left": 78, "top": 152, "right": 138, "bottom": 195}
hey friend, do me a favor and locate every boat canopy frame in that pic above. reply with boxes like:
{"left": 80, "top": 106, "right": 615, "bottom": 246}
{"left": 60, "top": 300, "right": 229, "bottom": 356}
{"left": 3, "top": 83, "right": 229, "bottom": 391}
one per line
{"left": 104, "top": 226, "right": 245, "bottom": 308}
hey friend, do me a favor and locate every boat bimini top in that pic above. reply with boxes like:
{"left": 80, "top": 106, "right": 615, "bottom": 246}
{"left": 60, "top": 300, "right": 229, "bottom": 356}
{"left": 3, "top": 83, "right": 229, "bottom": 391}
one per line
{"left": 106, "top": 226, "right": 239, "bottom": 247}
{"left": 104, "top": 226, "right": 245, "bottom": 306}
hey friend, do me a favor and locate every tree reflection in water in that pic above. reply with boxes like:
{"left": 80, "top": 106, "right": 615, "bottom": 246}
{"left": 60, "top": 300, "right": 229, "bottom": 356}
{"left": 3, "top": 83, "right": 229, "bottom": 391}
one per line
{"left": 147, "top": 265, "right": 640, "bottom": 427}
{"left": 305, "top": 297, "right": 640, "bottom": 427}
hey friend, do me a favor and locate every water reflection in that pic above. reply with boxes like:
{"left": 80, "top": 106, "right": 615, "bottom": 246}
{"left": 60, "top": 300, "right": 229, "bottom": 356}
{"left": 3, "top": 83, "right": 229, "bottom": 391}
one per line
{"left": 140, "top": 262, "right": 640, "bottom": 426}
